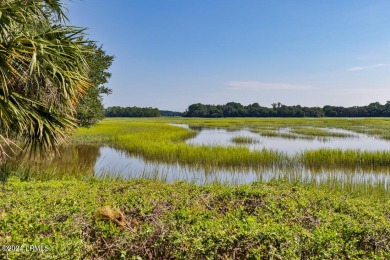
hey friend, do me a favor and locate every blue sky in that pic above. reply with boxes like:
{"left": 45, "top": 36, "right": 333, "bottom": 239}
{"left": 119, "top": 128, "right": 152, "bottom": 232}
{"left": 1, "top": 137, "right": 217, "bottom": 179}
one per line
{"left": 66, "top": 0, "right": 390, "bottom": 111}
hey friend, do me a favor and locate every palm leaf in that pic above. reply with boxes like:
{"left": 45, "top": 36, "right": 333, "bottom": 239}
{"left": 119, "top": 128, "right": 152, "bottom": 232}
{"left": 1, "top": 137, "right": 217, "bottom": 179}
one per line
{"left": 0, "top": 0, "right": 93, "bottom": 162}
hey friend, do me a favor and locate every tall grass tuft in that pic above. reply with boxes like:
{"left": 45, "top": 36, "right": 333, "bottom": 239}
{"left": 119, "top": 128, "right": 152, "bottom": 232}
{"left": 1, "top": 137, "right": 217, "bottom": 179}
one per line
{"left": 231, "top": 136, "right": 260, "bottom": 144}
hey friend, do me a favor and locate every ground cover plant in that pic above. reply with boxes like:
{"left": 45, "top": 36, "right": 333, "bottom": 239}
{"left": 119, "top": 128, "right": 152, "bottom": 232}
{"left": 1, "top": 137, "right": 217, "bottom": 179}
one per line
{"left": 1, "top": 178, "right": 389, "bottom": 259}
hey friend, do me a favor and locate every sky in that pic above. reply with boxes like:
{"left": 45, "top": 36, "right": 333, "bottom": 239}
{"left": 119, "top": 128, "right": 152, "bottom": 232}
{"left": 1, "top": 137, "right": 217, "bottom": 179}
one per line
{"left": 65, "top": 0, "right": 390, "bottom": 111}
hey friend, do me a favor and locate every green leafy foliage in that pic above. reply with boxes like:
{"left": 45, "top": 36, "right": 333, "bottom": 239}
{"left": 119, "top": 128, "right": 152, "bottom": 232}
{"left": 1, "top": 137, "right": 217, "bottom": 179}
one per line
{"left": 0, "top": 0, "right": 91, "bottom": 160}
{"left": 76, "top": 43, "right": 114, "bottom": 127}
{"left": 0, "top": 178, "right": 389, "bottom": 258}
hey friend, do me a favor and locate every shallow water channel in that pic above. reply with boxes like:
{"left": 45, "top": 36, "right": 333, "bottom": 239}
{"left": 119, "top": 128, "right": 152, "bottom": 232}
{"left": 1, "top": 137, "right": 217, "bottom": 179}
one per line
{"left": 173, "top": 124, "right": 390, "bottom": 155}
{"left": 91, "top": 145, "right": 389, "bottom": 189}
{"left": 9, "top": 124, "right": 390, "bottom": 190}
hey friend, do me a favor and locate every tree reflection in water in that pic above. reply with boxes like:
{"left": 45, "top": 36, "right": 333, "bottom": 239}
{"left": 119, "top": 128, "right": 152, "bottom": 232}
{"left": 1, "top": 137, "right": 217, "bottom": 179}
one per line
{"left": 5, "top": 145, "right": 101, "bottom": 178}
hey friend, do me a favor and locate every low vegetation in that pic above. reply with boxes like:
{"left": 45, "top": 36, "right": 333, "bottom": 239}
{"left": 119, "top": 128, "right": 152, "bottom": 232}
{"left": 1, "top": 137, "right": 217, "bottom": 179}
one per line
{"left": 290, "top": 127, "right": 351, "bottom": 138}
{"left": 1, "top": 178, "right": 389, "bottom": 259}
{"left": 231, "top": 136, "right": 260, "bottom": 144}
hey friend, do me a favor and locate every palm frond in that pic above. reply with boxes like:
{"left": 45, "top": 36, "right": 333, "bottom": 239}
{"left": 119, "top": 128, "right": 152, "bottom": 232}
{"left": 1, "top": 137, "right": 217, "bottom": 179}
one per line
{"left": 0, "top": 0, "right": 92, "bottom": 162}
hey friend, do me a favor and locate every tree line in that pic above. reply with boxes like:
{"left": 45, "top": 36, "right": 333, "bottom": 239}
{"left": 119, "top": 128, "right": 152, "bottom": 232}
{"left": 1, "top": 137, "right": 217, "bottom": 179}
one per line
{"left": 160, "top": 110, "right": 183, "bottom": 117}
{"left": 183, "top": 102, "right": 390, "bottom": 117}
{"left": 105, "top": 107, "right": 160, "bottom": 117}
{"left": 104, "top": 107, "right": 184, "bottom": 117}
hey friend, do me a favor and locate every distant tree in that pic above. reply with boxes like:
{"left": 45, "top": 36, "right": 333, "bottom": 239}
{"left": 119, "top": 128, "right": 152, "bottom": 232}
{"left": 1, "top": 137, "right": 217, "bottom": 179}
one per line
{"left": 367, "top": 102, "right": 383, "bottom": 117}
{"left": 184, "top": 103, "right": 208, "bottom": 117}
{"left": 223, "top": 102, "right": 244, "bottom": 117}
{"left": 105, "top": 106, "right": 160, "bottom": 117}
{"left": 208, "top": 105, "right": 224, "bottom": 117}
{"left": 160, "top": 110, "right": 183, "bottom": 116}
{"left": 183, "top": 102, "right": 390, "bottom": 118}
{"left": 302, "top": 107, "right": 324, "bottom": 117}
{"left": 292, "top": 105, "right": 305, "bottom": 117}
{"left": 323, "top": 105, "right": 339, "bottom": 117}
{"left": 384, "top": 101, "right": 390, "bottom": 116}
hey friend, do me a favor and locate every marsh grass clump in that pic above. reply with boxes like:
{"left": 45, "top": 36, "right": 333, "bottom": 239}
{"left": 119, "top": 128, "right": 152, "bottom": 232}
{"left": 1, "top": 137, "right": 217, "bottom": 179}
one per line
{"left": 231, "top": 136, "right": 259, "bottom": 144}
{"left": 299, "top": 149, "right": 390, "bottom": 168}
{"left": 291, "top": 127, "right": 351, "bottom": 138}
{"left": 252, "top": 129, "right": 302, "bottom": 139}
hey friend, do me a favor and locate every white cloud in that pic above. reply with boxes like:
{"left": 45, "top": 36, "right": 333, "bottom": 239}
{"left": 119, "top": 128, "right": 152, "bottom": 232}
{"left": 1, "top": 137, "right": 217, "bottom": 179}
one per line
{"left": 372, "top": 63, "right": 387, "bottom": 68}
{"left": 347, "top": 63, "right": 387, "bottom": 71}
{"left": 225, "top": 81, "right": 312, "bottom": 90}
{"left": 348, "top": 67, "right": 367, "bottom": 71}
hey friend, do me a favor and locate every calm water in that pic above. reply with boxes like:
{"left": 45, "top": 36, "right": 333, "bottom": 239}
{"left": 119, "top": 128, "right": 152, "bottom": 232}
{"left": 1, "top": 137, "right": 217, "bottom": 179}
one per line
{"left": 93, "top": 146, "right": 389, "bottom": 189}
{"left": 172, "top": 124, "right": 390, "bottom": 155}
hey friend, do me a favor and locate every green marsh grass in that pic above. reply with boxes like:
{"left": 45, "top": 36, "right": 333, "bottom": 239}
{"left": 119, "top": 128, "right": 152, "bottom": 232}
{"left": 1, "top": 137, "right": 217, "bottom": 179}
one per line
{"left": 231, "top": 135, "right": 259, "bottom": 144}
{"left": 73, "top": 118, "right": 390, "bottom": 170}
{"left": 290, "top": 127, "right": 351, "bottom": 138}
{"left": 299, "top": 149, "right": 390, "bottom": 168}
{"left": 251, "top": 129, "right": 302, "bottom": 139}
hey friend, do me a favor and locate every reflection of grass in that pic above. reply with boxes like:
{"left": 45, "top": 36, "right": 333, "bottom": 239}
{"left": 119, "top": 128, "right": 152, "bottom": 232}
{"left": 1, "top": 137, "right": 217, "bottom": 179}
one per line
{"left": 4, "top": 145, "right": 99, "bottom": 180}
{"left": 2, "top": 161, "right": 93, "bottom": 181}
{"left": 231, "top": 136, "right": 259, "bottom": 144}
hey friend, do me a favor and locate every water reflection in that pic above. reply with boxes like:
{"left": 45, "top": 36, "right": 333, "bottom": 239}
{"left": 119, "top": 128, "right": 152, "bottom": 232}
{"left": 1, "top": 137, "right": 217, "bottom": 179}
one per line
{"left": 173, "top": 124, "right": 390, "bottom": 155}
{"left": 7, "top": 145, "right": 101, "bottom": 176}
{"left": 92, "top": 146, "right": 390, "bottom": 190}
